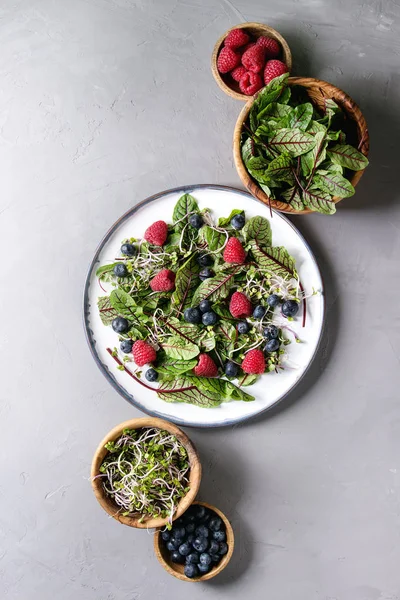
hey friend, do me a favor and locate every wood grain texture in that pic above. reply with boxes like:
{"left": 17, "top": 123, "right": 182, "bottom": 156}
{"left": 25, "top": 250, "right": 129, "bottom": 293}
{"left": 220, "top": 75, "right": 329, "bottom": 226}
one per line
{"left": 233, "top": 77, "right": 370, "bottom": 214}
{"left": 211, "top": 22, "right": 292, "bottom": 101}
{"left": 154, "top": 501, "right": 235, "bottom": 582}
{"left": 91, "top": 417, "right": 201, "bottom": 529}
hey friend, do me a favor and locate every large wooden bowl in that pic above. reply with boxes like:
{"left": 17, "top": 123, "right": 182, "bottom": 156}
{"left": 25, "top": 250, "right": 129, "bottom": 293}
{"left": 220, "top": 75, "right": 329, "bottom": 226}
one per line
{"left": 233, "top": 77, "right": 370, "bottom": 214}
{"left": 211, "top": 22, "right": 292, "bottom": 101}
{"left": 91, "top": 417, "right": 201, "bottom": 529}
{"left": 154, "top": 501, "right": 235, "bottom": 582}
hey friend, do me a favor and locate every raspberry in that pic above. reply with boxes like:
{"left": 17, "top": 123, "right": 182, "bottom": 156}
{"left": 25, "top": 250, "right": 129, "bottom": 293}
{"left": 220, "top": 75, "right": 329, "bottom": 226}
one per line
{"left": 224, "top": 28, "right": 250, "bottom": 49}
{"left": 242, "top": 349, "right": 265, "bottom": 374}
{"left": 194, "top": 353, "right": 218, "bottom": 377}
{"left": 239, "top": 42, "right": 256, "bottom": 55}
{"left": 263, "top": 59, "right": 288, "bottom": 84}
{"left": 144, "top": 220, "right": 168, "bottom": 246}
{"left": 256, "top": 36, "right": 281, "bottom": 59}
{"left": 239, "top": 71, "right": 263, "bottom": 96}
{"left": 229, "top": 292, "right": 252, "bottom": 319}
{"left": 231, "top": 66, "right": 247, "bottom": 82}
{"left": 241, "top": 45, "right": 266, "bottom": 73}
{"left": 132, "top": 340, "right": 156, "bottom": 367}
{"left": 223, "top": 237, "right": 246, "bottom": 264}
{"left": 149, "top": 269, "right": 175, "bottom": 292}
{"left": 217, "top": 47, "right": 241, "bottom": 74}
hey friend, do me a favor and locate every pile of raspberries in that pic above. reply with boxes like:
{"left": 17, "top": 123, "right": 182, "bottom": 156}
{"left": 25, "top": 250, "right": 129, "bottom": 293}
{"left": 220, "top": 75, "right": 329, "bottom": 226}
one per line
{"left": 217, "top": 28, "right": 289, "bottom": 96}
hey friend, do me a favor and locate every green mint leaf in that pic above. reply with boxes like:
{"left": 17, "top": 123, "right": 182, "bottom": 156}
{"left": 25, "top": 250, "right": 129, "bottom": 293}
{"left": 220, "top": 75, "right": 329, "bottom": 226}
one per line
{"left": 242, "top": 216, "right": 272, "bottom": 247}
{"left": 303, "top": 188, "right": 336, "bottom": 214}
{"left": 192, "top": 267, "right": 240, "bottom": 305}
{"left": 286, "top": 103, "right": 313, "bottom": 131}
{"left": 171, "top": 255, "right": 201, "bottom": 311}
{"left": 313, "top": 171, "right": 355, "bottom": 198}
{"left": 218, "top": 209, "right": 245, "bottom": 228}
{"left": 268, "top": 128, "right": 316, "bottom": 157}
{"left": 161, "top": 335, "right": 200, "bottom": 360}
{"left": 172, "top": 193, "right": 199, "bottom": 232}
{"left": 97, "top": 296, "right": 118, "bottom": 325}
{"left": 327, "top": 144, "right": 369, "bottom": 170}
{"left": 249, "top": 240, "right": 297, "bottom": 278}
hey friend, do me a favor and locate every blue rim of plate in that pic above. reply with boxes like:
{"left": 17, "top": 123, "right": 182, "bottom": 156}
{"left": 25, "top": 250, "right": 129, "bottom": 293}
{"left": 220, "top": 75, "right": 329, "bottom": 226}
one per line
{"left": 83, "top": 184, "right": 326, "bottom": 428}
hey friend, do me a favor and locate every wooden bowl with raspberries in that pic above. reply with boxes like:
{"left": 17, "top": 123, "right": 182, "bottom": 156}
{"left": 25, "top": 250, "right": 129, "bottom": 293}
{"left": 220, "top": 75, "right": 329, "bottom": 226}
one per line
{"left": 211, "top": 22, "right": 292, "bottom": 101}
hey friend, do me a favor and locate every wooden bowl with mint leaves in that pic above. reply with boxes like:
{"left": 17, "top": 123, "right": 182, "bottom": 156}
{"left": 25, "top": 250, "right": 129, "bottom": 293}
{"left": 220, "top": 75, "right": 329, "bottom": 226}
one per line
{"left": 91, "top": 417, "right": 201, "bottom": 529}
{"left": 233, "top": 74, "right": 369, "bottom": 215}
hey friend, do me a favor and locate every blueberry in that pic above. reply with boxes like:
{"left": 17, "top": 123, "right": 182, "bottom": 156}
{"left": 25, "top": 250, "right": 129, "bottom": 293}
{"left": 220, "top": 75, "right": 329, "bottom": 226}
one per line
{"left": 197, "top": 563, "right": 211, "bottom": 574}
{"left": 172, "top": 526, "right": 186, "bottom": 540}
{"left": 224, "top": 361, "right": 239, "bottom": 378}
{"left": 199, "top": 299, "right": 212, "bottom": 313}
{"left": 208, "top": 516, "right": 222, "bottom": 532}
{"left": 199, "top": 268, "right": 214, "bottom": 281}
{"left": 113, "top": 263, "right": 128, "bottom": 277}
{"left": 263, "top": 325, "right": 279, "bottom": 339}
{"left": 253, "top": 305, "right": 266, "bottom": 319}
{"left": 186, "top": 534, "right": 195, "bottom": 545}
{"left": 199, "top": 552, "right": 212, "bottom": 566}
{"left": 184, "top": 563, "right": 199, "bottom": 578}
{"left": 120, "top": 339, "right": 133, "bottom": 354}
{"left": 201, "top": 511, "right": 211, "bottom": 524}
{"left": 209, "top": 553, "right": 220, "bottom": 564}
{"left": 265, "top": 338, "right": 280, "bottom": 353}
{"left": 209, "top": 540, "right": 220, "bottom": 554}
{"left": 192, "top": 537, "right": 208, "bottom": 553}
{"left": 184, "top": 307, "right": 202, "bottom": 324}
{"left": 237, "top": 321, "right": 250, "bottom": 334}
{"left": 195, "top": 505, "right": 206, "bottom": 519}
{"left": 202, "top": 311, "right": 218, "bottom": 326}
{"left": 112, "top": 317, "right": 129, "bottom": 333}
{"left": 282, "top": 300, "right": 299, "bottom": 317}
{"left": 161, "top": 530, "right": 170, "bottom": 542}
{"left": 166, "top": 540, "right": 179, "bottom": 552}
{"left": 185, "top": 522, "right": 195, "bottom": 534}
{"left": 186, "top": 552, "right": 200, "bottom": 564}
{"left": 218, "top": 542, "right": 228, "bottom": 555}
{"left": 171, "top": 550, "right": 185, "bottom": 564}
{"left": 197, "top": 254, "right": 213, "bottom": 267}
{"left": 267, "top": 294, "right": 280, "bottom": 307}
{"left": 120, "top": 243, "right": 136, "bottom": 256}
{"left": 213, "top": 530, "right": 226, "bottom": 543}
{"left": 184, "top": 511, "right": 196, "bottom": 523}
{"left": 195, "top": 525, "right": 209, "bottom": 538}
{"left": 189, "top": 214, "right": 204, "bottom": 229}
{"left": 231, "top": 214, "right": 245, "bottom": 230}
{"left": 145, "top": 368, "right": 158, "bottom": 382}
{"left": 178, "top": 542, "right": 191, "bottom": 556}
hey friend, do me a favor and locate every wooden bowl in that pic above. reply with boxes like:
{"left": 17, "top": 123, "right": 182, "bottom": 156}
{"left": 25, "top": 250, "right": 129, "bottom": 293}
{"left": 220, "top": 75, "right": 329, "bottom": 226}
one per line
{"left": 211, "top": 22, "right": 292, "bottom": 101}
{"left": 154, "top": 501, "right": 234, "bottom": 582}
{"left": 233, "top": 76, "right": 370, "bottom": 214}
{"left": 91, "top": 417, "right": 201, "bottom": 529}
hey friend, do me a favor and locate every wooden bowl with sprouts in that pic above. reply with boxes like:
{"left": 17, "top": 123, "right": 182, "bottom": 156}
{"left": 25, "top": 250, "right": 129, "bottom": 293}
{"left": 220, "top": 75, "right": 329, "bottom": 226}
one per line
{"left": 91, "top": 417, "right": 201, "bottom": 529}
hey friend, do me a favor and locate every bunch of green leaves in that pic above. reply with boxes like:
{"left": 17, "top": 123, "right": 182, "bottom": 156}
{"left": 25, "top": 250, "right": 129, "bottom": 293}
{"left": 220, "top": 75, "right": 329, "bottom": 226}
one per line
{"left": 241, "top": 73, "right": 369, "bottom": 214}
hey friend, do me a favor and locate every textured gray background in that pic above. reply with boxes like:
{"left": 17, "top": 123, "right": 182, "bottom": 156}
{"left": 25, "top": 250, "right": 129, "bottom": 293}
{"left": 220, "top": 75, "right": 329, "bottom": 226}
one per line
{"left": 1, "top": 0, "right": 400, "bottom": 598}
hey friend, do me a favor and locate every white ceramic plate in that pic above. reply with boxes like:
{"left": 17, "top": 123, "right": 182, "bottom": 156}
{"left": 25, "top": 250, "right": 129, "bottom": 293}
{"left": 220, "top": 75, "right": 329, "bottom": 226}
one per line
{"left": 84, "top": 185, "right": 325, "bottom": 427}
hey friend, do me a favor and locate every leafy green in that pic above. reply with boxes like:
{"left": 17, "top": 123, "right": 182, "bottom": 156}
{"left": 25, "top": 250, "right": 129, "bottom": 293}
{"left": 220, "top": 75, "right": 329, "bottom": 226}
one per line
{"left": 240, "top": 77, "right": 369, "bottom": 214}
{"left": 96, "top": 263, "right": 120, "bottom": 278}
{"left": 242, "top": 216, "right": 272, "bottom": 247}
{"left": 192, "top": 267, "right": 240, "bottom": 305}
{"left": 249, "top": 241, "right": 297, "bottom": 278}
{"left": 171, "top": 255, "right": 201, "bottom": 311}
{"left": 172, "top": 193, "right": 199, "bottom": 232}
{"left": 97, "top": 296, "right": 118, "bottom": 325}
{"left": 156, "top": 358, "right": 197, "bottom": 376}
{"left": 201, "top": 225, "right": 226, "bottom": 251}
{"left": 161, "top": 336, "right": 200, "bottom": 360}
{"left": 218, "top": 209, "right": 244, "bottom": 228}
{"left": 109, "top": 289, "right": 142, "bottom": 320}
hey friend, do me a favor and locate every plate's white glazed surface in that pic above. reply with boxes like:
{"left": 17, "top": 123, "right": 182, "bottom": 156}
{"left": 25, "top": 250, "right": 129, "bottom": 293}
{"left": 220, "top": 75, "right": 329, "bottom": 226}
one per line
{"left": 84, "top": 186, "right": 324, "bottom": 427}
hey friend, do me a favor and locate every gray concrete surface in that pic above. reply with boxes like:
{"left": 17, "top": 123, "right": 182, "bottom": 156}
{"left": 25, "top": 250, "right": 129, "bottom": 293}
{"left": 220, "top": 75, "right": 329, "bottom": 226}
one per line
{"left": 1, "top": 0, "right": 400, "bottom": 598}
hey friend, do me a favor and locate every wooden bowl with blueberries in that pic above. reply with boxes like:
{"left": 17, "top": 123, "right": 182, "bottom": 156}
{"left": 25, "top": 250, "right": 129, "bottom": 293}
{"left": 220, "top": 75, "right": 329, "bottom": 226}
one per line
{"left": 154, "top": 501, "right": 234, "bottom": 581}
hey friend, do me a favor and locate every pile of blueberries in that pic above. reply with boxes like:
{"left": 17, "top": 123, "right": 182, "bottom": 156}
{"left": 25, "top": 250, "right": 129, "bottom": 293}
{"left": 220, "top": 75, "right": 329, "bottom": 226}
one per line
{"left": 161, "top": 504, "right": 229, "bottom": 578}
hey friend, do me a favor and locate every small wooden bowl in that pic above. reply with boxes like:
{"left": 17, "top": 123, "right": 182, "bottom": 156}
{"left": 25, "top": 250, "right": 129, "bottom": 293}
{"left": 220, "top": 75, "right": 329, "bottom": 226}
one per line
{"left": 233, "top": 76, "right": 370, "bottom": 214}
{"left": 154, "top": 501, "right": 234, "bottom": 582}
{"left": 212, "top": 22, "right": 292, "bottom": 101}
{"left": 91, "top": 417, "right": 201, "bottom": 529}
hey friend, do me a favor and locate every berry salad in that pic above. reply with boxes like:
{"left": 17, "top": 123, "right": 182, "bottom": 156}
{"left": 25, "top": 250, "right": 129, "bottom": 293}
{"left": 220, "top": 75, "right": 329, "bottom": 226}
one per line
{"left": 97, "top": 193, "right": 308, "bottom": 408}
{"left": 160, "top": 504, "right": 229, "bottom": 579}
